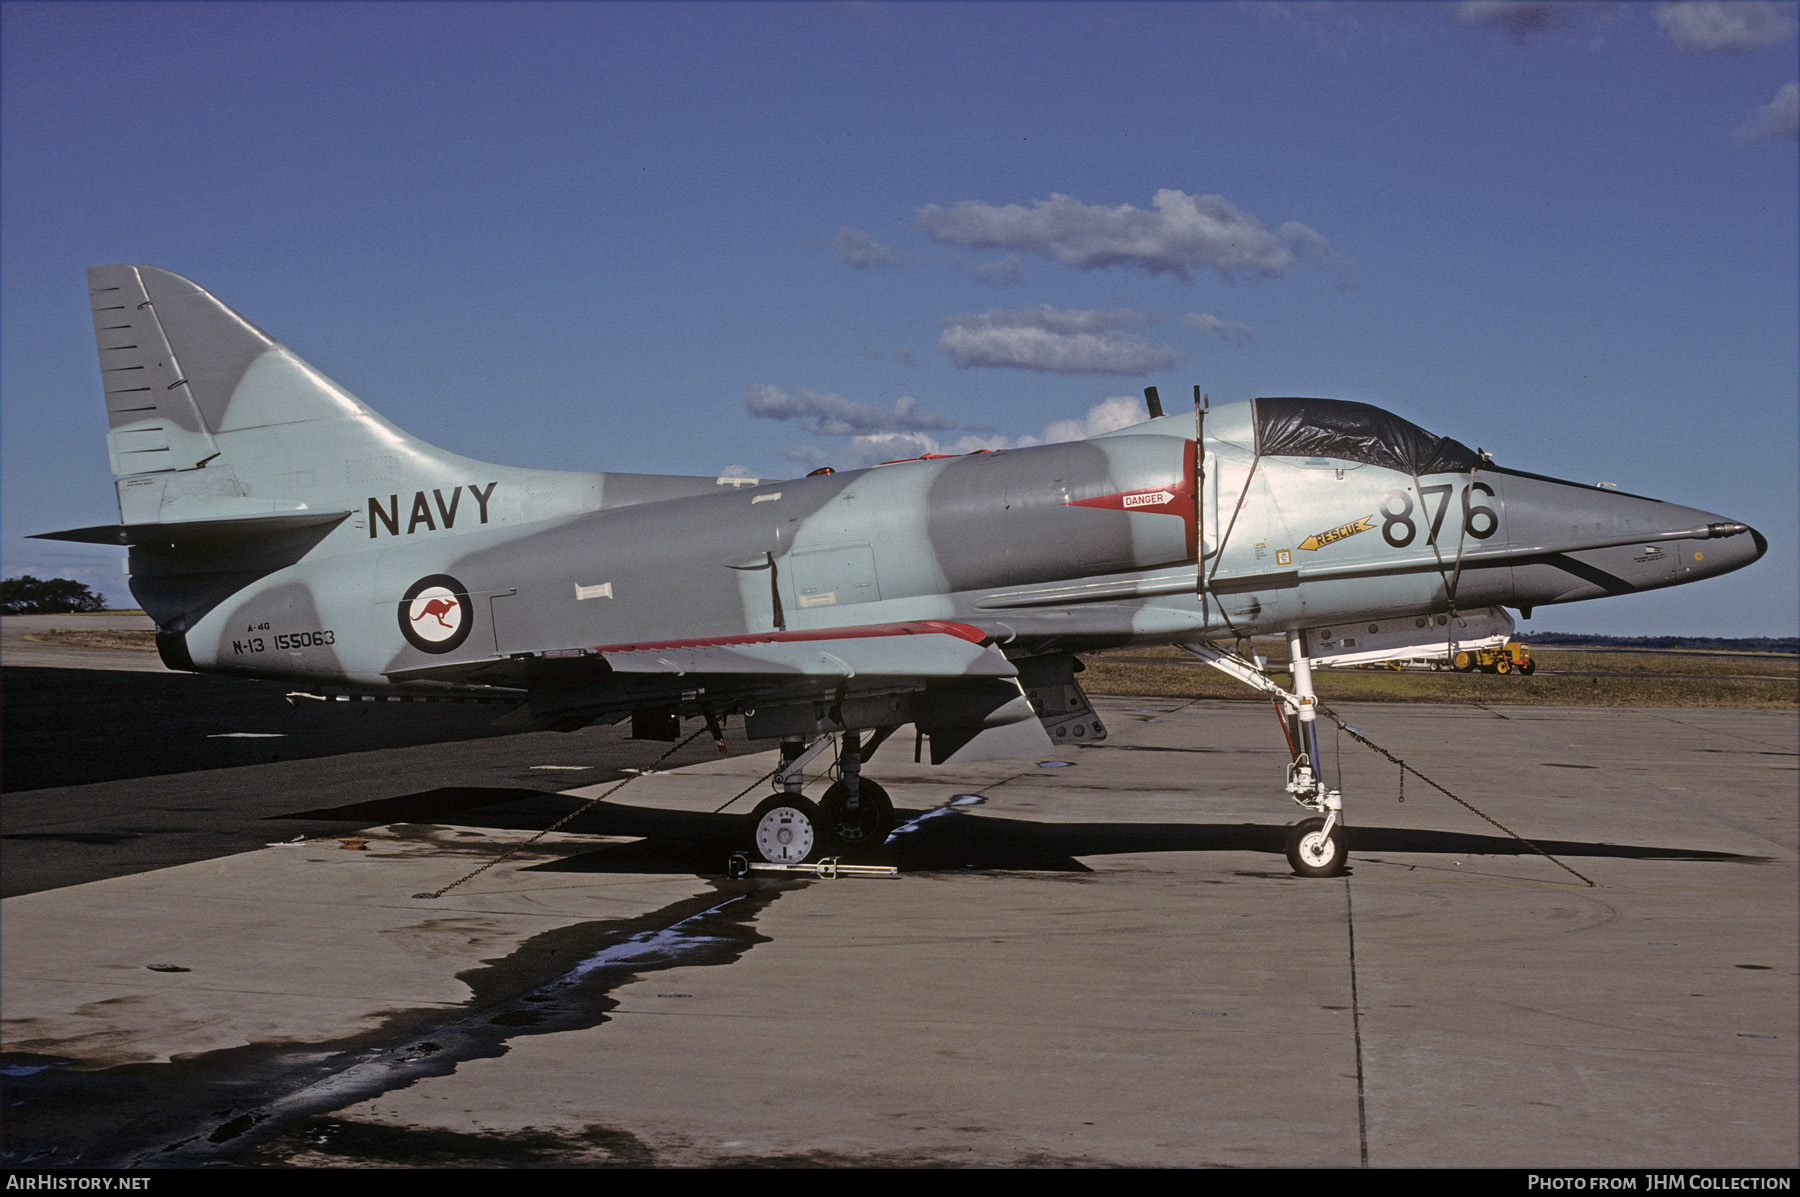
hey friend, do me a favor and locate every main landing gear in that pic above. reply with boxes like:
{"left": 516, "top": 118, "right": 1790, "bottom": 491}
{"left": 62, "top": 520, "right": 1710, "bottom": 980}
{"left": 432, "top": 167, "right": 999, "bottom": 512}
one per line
{"left": 742, "top": 729, "right": 897, "bottom": 864}
{"left": 1182, "top": 630, "right": 1348, "bottom": 878}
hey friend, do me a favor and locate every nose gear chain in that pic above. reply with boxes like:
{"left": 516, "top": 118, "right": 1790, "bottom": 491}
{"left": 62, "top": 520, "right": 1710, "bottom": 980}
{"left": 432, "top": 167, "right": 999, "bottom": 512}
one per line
{"left": 1317, "top": 701, "right": 1595, "bottom": 888}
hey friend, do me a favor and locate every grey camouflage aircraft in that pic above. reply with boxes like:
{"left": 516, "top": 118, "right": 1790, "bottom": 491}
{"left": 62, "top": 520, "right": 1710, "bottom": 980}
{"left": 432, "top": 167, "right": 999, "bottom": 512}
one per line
{"left": 38, "top": 265, "right": 1767, "bottom": 876}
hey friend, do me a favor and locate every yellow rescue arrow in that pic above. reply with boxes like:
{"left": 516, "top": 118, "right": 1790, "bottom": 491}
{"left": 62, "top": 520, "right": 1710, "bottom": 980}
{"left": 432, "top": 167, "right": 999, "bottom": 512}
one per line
{"left": 1299, "top": 515, "right": 1375, "bottom": 551}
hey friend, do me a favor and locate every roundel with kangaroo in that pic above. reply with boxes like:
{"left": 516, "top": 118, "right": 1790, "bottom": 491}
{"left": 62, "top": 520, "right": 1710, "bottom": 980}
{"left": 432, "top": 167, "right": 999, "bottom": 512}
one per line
{"left": 398, "top": 574, "right": 473, "bottom": 654}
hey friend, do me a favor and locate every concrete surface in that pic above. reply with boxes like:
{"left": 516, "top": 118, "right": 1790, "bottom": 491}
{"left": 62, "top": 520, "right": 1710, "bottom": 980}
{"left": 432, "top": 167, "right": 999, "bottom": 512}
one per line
{"left": 2, "top": 692, "right": 1793, "bottom": 1168}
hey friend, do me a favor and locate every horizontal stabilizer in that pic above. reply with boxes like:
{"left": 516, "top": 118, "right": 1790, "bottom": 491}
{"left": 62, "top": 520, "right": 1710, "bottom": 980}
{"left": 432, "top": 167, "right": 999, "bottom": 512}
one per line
{"left": 32, "top": 511, "right": 352, "bottom": 546}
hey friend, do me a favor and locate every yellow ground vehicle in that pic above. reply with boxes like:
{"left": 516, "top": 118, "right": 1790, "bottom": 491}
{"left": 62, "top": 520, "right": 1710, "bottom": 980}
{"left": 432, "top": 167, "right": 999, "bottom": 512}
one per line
{"left": 1452, "top": 642, "right": 1536, "bottom": 675}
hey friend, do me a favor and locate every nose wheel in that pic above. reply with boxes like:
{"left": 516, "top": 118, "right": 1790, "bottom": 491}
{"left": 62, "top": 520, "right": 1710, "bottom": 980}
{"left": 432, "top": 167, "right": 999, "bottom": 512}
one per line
{"left": 1285, "top": 816, "right": 1346, "bottom": 878}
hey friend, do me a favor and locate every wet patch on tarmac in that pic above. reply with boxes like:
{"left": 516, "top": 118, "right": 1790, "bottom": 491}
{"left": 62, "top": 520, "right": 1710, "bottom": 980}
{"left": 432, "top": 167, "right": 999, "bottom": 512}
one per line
{"left": 0, "top": 880, "right": 794, "bottom": 1168}
{"left": 246, "top": 1117, "right": 657, "bottom": 1167}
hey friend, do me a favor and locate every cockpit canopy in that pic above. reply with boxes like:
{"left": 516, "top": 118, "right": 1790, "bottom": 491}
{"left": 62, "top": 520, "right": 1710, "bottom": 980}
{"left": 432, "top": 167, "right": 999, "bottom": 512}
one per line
{"left": 1253, "top": 397, "right": 1481, "bottom": 475}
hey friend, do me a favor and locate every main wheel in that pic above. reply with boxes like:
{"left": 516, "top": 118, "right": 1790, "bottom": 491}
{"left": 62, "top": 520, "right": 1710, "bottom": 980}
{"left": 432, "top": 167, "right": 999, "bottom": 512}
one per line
{"left": 746, "top": 795, "right": 822, "bottom": 864}
{"left": 1518, "top": 658, "right": 1536, "bottom": 676}
{"left": 1493, "top": 655, "right": 1513, "bottom": 675}
{"left": 1285, "top": 816, "right": 1346, "bottom": 878}
{"left": 1453, "top": 652, "right": 1475, "bottom": 672}
{"left": 818, "top": 778, "right": 894, "bottom": 850}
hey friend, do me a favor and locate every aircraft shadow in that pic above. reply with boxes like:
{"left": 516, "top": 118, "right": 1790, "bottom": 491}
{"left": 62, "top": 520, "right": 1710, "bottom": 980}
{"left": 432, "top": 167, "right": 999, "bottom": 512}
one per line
{"left": 275, "top": 786, "right": 1767, "bottom": 876}
{"left": 1, "top": 667, "right": 516, "bottom": 791}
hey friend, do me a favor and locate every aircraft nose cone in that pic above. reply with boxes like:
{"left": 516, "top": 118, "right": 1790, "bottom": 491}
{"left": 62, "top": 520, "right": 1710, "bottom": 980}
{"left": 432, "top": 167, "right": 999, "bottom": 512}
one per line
{"left": 1501, "top": 473, "right": 1767, "bottom": 606}
{"left": 1686, "top": 516, "right": 1766, "bottom": 580}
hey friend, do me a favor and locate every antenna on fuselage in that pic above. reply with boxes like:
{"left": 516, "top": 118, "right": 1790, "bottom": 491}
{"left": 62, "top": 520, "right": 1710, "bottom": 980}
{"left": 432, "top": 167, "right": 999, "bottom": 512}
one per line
{"left": 1194, "top": 385, "right": 1208, "bottom": 608}
{"left": 1143, "top": 386, "right": 1163, "bottom": 419}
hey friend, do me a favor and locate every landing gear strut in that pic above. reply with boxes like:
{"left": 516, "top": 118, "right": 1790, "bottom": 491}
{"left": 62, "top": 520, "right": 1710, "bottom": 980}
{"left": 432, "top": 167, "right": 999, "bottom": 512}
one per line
{"left": 1181, "top": 632, "right": 1348, "bottom": 878}
{"left": 1279, "top": 630, "right": 1346, "bottom": 877}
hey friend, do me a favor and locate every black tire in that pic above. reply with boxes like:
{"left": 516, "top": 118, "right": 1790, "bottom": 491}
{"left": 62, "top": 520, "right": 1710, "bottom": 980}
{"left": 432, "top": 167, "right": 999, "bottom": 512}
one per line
{"left": 746, "top": 794, "right": 823, "bottom": 864}
{"left": 1519, "top": 658, "right": 1536, "bottom": 676}
{"left": 817, "top": 778, "right": 894, "bottom": 850}
{"left": 1285, "top": 816, "right": 1346, "bottom": 878}
{"left": 1453, "top": 652, "right": 1475, "bottom": 672}
{"left": 1494, "top": 655, "right": 1513, "bottom": 675}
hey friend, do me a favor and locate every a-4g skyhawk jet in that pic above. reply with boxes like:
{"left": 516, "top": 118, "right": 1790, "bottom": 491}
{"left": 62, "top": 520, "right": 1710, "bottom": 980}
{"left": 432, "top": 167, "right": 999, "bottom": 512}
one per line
{"left": 37, "top": 266, "right": 1767, "bottom": 877}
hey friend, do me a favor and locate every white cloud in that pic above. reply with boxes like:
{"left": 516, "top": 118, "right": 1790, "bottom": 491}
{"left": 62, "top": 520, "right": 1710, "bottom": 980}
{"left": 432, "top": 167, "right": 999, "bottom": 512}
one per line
{"left": 1039, "top": 395, "right": 1153, "bottom": 443}
{"left": 830, "top": 227, "right": 899, "bottom": 269}
{"left": 1656, "top": 1, "right": 1797, "bottom": 52}
{"left": 967, "top": 256, "right": 1024, "bottom": 286}
{"left": 744, "top": 384, "right": 960, "bottom": 435}
{"left": 939, "top": 306, "right": 1178, "bottom": 374}
{"left": 1277, "top": 220, "right": 1358, "bottom": 278}
{"left": 1736, "top": 79, "right": 1800, "bottom": 140}
{"left": 916, "top": 189, "right": 1347, "bottom": 281}
{"left": 1184, "top": 312, "right": 1258, "bottom": 347}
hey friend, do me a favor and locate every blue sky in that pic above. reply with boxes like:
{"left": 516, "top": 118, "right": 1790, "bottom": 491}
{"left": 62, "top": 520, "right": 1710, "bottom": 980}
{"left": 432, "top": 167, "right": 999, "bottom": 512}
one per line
{"left": 3, "top": 1, "right": 1795, "bottom": 636}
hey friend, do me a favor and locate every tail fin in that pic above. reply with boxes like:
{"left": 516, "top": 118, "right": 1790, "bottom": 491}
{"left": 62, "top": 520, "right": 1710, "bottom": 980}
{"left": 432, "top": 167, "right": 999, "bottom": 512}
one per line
{"left": 85, "top": 264, "right": 521, "bottom": 527}
{"left": 68, "top": 266, "right": 756, "bottom": 531}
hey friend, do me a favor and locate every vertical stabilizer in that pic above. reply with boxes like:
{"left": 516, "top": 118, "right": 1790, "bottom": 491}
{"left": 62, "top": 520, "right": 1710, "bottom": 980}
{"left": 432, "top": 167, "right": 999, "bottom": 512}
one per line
{"left": 74, "top": 265, "right": 758, "bottom": 537}
{"left": 82, "top": 265, "right": 604, "bottom": 529}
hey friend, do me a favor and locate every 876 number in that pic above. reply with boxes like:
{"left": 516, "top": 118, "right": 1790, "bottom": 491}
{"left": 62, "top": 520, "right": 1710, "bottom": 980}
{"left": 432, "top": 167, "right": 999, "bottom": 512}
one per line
{"left": 1380, "top": 483, "right": 1497, "bottom": 548}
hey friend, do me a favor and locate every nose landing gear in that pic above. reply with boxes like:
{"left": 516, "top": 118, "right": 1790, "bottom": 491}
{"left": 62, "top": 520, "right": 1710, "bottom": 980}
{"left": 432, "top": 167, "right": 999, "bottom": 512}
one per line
{"left": 1182, "top": 630, "right": 1349, "bottom": 878}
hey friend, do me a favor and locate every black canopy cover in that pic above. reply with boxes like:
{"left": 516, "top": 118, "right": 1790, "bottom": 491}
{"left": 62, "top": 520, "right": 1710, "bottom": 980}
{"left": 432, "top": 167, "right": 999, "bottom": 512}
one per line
{"left": 1252, "top": 397, "right": 1480, "bottom": 475}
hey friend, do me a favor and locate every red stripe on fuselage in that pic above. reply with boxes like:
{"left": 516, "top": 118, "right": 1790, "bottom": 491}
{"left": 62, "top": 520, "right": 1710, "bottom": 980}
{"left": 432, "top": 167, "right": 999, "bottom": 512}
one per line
{"left": 590, "top": 620, "right": 988, "bottom": 655}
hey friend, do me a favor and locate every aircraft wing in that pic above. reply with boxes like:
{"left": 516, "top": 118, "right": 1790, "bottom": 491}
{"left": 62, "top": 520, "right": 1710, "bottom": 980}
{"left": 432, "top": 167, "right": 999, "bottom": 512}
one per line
{"left": 384, "top": 620, "right": 1016, "bottom": 688}
{"left": 386, "top": 619, "right": 1047, "bottom": 761}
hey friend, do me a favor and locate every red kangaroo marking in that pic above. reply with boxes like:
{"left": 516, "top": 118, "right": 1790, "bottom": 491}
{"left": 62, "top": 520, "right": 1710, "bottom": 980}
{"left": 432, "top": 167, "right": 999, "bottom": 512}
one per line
{"left": 411, "top": 597, "right": 459, "bottom": 629}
